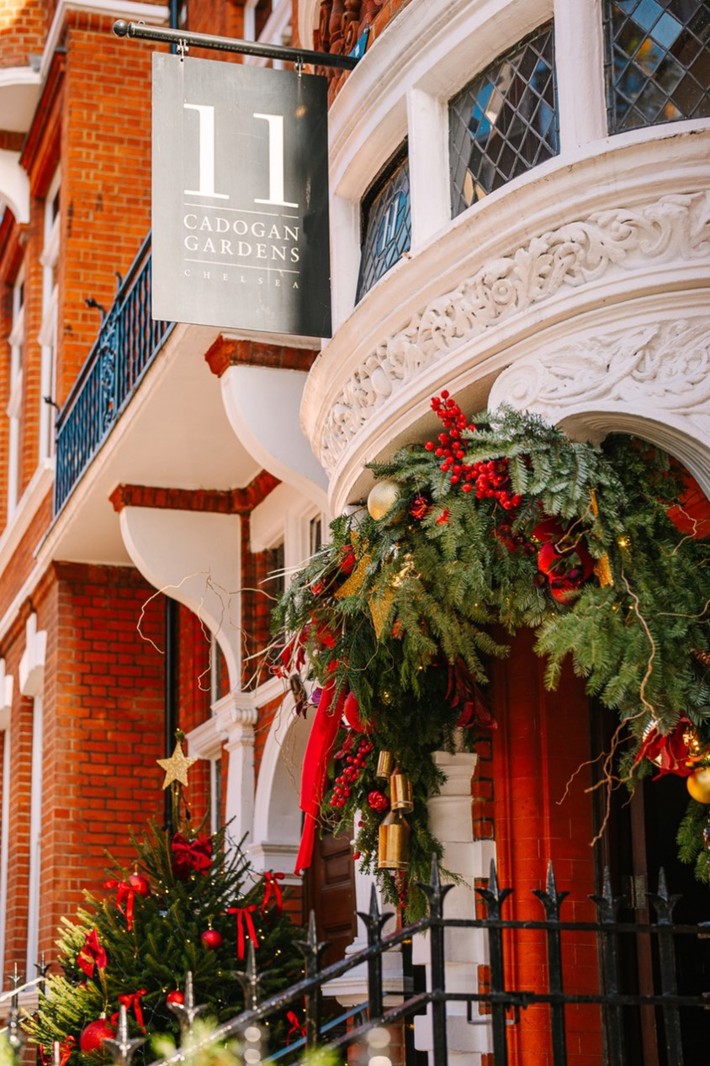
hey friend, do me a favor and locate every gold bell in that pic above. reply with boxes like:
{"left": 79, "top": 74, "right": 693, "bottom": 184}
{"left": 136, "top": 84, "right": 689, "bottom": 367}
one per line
{"left": 376, "top": 751, "right": 394, "bottom": 779}
{"left": 378, "top": 809, "right": 411, "bottom": 869}
{"left": 390, "top": 770, "right": 414, "bottom": 812}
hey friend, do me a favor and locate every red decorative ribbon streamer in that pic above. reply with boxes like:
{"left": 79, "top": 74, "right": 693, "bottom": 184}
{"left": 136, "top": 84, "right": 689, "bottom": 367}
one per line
{"left": 286, "top": 1011, "right": 307, "bottom": 1044}
{"left": 294, "top": 673, "right": 346, "bottom": 874}
{"left": 228, "top": 905, "right": 260, "bottom": 959}
{"left": 77, "top": 928, "right": 107, "bottom": 977}
{"left": 104, "top": 880, "right": 137, "bottom": 931}
{"left": 111, "top": 989, "right": 147, "bottom": 1031}
{"left": 261, "top": 871, "right": 285, "bottom": 913}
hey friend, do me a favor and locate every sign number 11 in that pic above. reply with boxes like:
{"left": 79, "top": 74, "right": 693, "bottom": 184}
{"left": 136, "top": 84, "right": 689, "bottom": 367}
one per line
{"left": 184, "top": 104, "right": 299, "bottom": 209}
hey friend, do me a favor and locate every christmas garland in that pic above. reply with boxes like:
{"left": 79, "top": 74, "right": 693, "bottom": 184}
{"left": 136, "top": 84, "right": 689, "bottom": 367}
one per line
{"left": 274, "top": 395, "right": 710, "bottom": 916}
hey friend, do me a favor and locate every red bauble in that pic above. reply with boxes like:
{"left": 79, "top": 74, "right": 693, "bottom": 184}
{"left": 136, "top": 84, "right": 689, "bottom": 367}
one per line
{"left": 80, "top": 1017, "right": 116, "bottom": 1053}
{"left": 166, "top": 990, "right": 184, "bottom": 1006}
{"left": 201, "top": 928, "right": 223, "bottom": 950}
{"left": 128, "top": 872, "right": 150, "bottom": 897}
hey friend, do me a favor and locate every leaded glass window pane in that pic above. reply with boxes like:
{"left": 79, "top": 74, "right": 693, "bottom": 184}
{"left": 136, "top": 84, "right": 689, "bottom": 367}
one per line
{"left": 605, "top": 0, "right": 710, "bottom": 132}
{"left": 356, "top": 147, "right": 411, "bottom": 302}
{"left": 449, "top": 23, "right": 559, "bottom": 217}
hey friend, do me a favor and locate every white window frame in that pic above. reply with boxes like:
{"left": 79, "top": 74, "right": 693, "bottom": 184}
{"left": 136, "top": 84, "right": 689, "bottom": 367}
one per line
{"left": 7, "top": 270, "right": 25, "bottom": 517}
{"left": 39, "top": 169, "right": 60, "bottom": 462}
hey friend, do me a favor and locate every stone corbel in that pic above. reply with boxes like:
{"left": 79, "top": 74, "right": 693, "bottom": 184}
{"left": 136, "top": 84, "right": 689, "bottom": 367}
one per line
{"left": 19, "top": 614, "right": 46, "bottom": 698}
{"left": 219, "top": 364, "right": 328, "bottom": 509}
{"left": 0, "top": 660, "right": 13, "bottom": 731}
{"left": 117, "top": 506, "right": 243, "bottom": 691}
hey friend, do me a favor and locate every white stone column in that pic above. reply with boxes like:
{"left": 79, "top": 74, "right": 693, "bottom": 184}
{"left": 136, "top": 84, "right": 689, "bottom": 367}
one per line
{"left": 20, "top": 614, "right": 47, "bottom": 977}
{"left": 414, "top": 750, "right": 496, "bottom": 1064}
{"left": 0, "top": 659, "right": 13, "bottom": 980}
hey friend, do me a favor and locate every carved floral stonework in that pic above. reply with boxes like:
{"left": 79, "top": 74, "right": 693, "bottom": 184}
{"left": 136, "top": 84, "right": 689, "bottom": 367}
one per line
{"left": 488, "top": 320, "right": 710, "bottom": 431}
{"left": 316, "top": 192, "right": 710, "bottom": 472}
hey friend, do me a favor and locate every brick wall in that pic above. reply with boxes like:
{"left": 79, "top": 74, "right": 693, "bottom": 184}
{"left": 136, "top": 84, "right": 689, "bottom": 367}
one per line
{"left": 37, "top": 563, "right": 166, "bottom": 954}
{"left": 0, "top": 0, "right": 47, "bottom": 69}
{"left": 177, "top": 605, "right": 211, "bottom": 826}
{"left": 58, "top": 17, "right": 154, "bottom": 400}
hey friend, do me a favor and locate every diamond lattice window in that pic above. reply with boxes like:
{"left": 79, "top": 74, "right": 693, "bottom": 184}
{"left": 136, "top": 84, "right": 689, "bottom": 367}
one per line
{"left": 605, "top": 0, "right": 710, "bottom": 132}
{"left": 449, "top": 23, "right": 559, "bottom": 217}
{"left": 356, "top": 147, "right": 411, "bottom": 302}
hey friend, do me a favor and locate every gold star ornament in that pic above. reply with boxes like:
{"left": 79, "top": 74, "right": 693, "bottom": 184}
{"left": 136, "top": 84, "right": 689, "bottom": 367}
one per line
{"left": 157, "top": 740, "right": 198, "bottom": 789}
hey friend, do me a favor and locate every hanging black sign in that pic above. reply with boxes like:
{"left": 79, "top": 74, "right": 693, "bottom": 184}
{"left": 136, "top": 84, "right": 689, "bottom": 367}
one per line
{"left": 152, "top": 53, "right": 331, "bottom": 338}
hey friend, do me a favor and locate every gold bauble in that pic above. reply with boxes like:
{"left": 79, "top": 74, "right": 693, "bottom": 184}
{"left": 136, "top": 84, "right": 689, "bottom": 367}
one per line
{"left": 378, "top": 809, "right": 410, "bottom": 869}
{"left": 367, "top": 480, "right": 401, "bottom": 520}
{"left": 687, "top": 767, "right": 710, "bottom": 804}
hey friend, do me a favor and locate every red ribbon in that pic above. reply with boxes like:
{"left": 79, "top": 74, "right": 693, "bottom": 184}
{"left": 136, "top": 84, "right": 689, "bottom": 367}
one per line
{"left": 227, "top": 905, "right": 260, "bottom": 959}
{"left": 286, "top": 1010, "right": 307, "bottom": 1044}
{"left": 261, "top": 871, "right": 285, "bottom": 913}
{"left": 111, "top": 989, "right": 147, "bottom": 1031}
{"left": 634, "top": 716, "right": 697, "bottom": 778}
{"left": 40, "top": 1037, "right": 75, "bottom": 1066}
{"left": 171, "top": 833, "right": 213, "bottom": 880}
{"left": 77, "top": 928, "right": 107, "bottom": 977}
{"left": 104, "top": 880, "right": 137, "bottom": 931}
{"left": 294, "top": 672, "right": 346, "bottom": 874}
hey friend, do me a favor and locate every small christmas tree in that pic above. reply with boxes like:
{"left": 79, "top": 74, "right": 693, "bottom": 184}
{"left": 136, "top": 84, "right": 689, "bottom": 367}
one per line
{"left": 25, "top": 741, "right": 304, "bottom": 1063}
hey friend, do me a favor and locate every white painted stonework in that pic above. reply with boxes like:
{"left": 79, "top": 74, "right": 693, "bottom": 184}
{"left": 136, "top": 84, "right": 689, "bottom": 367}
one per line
{"left": 413, "top": 751, "right": 495, "bottom": 1061}
{"left": 0, "top": 660, "right": 12, "bottom": 733}
{"left": 19, "top": 613, "right": 46, "bottom": 698}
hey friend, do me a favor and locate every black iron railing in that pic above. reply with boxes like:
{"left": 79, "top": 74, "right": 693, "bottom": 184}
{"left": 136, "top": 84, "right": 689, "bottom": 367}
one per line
{"left": 4, "top": 861, "right": 707, "bottom": 1065}
{"left": 54, "top": 234, "right": 174, "bottom": 514}
{"left": 121, "top": 862, "right": 710, "bottom": 1064}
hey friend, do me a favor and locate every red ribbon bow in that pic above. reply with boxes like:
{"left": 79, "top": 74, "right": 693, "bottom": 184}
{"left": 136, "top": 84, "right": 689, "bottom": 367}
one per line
{"left": 40, "top": 1037, "right": 75, "bottom": 1066}
{"left": 77, "top": 928, "right": 107, "bottom": 977}
{"left": 634, "top": 716, "right": 697, "bottom": 778}
{"left": 111, "top": 989, "right": 147, "bottom": 1031}
{"left": 171, "top": 833, "right": 213, "bottom": 880}
{"left": 104, "top": 880, "right": 137, "bottom": 931}
{"left": 227, "top": 905, "right": 260, "bottom": 959}
{"left": 261, "top": 871, "right": 285, "bottom": 913}
{"left": 286, "top": 1011, "right": 307, "bottom": 1044}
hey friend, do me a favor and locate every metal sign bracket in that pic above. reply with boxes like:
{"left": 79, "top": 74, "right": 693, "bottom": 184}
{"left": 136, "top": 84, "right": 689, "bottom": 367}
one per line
{"left": 113, "top": 20, "right": 360, "bottom": 72}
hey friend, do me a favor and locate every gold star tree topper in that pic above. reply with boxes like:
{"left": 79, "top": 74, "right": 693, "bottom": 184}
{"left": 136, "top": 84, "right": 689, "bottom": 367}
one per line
{"left": 157, "top": 740, "right": 198, "bottom": 789}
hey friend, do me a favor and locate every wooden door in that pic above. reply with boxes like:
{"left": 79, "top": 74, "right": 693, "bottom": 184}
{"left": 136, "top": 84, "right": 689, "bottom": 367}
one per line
{"left": 305, "top": 828, "right": 357, "bottom": 968}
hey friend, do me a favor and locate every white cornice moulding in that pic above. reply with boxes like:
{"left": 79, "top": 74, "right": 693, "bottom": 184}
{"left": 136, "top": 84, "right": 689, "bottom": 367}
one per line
{"left": 42, "top": 1, "right": 169, "bottom": 80}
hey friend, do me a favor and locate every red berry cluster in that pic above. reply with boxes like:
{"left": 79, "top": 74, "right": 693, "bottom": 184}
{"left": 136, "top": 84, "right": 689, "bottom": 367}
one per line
{"left": 424, "top": 392, "right": 521, "bottom": 510}
{"left": 330, "top": 738, "right": 374, "bottom": 809}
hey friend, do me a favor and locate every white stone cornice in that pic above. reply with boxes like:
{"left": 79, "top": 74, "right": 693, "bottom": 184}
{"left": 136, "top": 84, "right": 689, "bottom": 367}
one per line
{"left": 302, "top": 131, "right": 710, "bottom": 513}
{"left": 19, "top": 614, "right": 46, "bottom": 699}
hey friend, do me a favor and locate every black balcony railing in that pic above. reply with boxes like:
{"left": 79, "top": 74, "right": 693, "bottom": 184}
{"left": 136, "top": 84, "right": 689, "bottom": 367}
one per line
{"left": 54, "top": 234, "right": 174, "bottom": 514}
